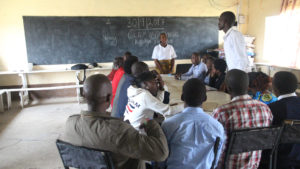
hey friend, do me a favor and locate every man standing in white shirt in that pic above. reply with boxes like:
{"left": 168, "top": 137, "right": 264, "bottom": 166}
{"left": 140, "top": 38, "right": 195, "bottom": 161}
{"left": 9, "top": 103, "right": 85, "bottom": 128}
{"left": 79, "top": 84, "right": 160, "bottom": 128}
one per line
{"left": 152, "top": 33, "right": 177, "bottom": 74}
{"left": 218, "top": 11, "right": 251, "bottom": 72}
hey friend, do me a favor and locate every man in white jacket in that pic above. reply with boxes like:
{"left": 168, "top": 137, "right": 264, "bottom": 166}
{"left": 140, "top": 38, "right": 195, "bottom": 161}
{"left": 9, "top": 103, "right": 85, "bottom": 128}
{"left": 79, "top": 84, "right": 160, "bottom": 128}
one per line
{"left": 124, "top": 71, "right": 183, "bottom": 130}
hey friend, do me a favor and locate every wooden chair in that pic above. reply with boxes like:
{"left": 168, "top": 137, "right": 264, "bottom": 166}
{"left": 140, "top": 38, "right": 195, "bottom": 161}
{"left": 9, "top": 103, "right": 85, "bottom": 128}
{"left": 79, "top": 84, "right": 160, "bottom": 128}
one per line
{"left": 56, "top": 139, "right": 114, "bottom": 169}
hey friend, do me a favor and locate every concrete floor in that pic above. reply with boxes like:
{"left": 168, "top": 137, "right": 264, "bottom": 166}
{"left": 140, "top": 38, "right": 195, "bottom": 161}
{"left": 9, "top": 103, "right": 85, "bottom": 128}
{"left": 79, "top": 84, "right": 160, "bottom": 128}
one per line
{"left": 0, "top": 97, "right": 84, "bottom": 169}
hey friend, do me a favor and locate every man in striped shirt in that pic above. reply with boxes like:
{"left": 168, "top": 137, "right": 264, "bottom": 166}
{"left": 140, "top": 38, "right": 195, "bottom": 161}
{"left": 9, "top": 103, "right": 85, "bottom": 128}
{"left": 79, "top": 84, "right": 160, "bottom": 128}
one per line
{"left": 212, "top": 69, "right": 273, "bottom": 169}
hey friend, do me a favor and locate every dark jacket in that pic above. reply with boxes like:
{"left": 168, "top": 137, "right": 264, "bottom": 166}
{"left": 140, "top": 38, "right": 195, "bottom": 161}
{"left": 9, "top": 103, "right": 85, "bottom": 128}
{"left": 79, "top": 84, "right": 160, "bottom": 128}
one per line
{"left": 115, "top": 74, "right": 134, "bottom": 118}
{"left": 209, "top": 72, "right": 225, "bottom": 90}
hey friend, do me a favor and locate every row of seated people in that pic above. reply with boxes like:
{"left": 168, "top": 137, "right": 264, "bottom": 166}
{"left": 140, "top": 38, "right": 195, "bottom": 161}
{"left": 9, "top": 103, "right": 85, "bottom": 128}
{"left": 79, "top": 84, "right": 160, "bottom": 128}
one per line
{"left": 60, "top": 54, "right": 300, "bottom": 169}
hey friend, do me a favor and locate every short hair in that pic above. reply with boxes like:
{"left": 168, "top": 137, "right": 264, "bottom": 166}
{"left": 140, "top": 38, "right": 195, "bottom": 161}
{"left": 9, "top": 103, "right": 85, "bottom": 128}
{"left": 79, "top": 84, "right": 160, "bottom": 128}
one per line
{"left": 113, "top": 57, "right": 124, "bottom": 69}
{"left": 221, "top": 11, "right": 236, "bottom": 27}
{"left": 192, "top": 52, "right": 200, "bottom": 58}
{"left": 182, "top": 78, "right": 207, "bottom": 107}
{"left": 123, "top": 55, "right": 138, "bottom": 74}
{"left": 214, "top": 59, "right": 227, "bottom": 73}
{"left": 226, "top": 69, "right": 249, "bottom": 95}
{"left": 160, "top": 32, "right": 167, "bottom": 38}
{"left": 124, "top": 51, "right": 132, "bottom": 57}
{"left": 248, "top": 72, "right": 271, "bottom": 92}
{"left": 207, "top": 56, "right": 215, "bottom": 62}
{"left": 273, "top": 71, "right": 298, "bottom": 94}
{"left": 131, "top": 61, "right": 149, "bottom": 77}
{"left": 131, "top": 71, "right": 155, "bottom": 88}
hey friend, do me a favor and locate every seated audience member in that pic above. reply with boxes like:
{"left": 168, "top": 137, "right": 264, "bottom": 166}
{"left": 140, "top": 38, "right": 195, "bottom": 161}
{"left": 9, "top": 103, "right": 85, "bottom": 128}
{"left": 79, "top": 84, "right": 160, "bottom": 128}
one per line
{"left": 248, "top": 72, "right": 277, "bottom": 104}
{"left": 123, "top": 51, "right": 132, "bottom": 61}
{"left": 111, "top": 55, "right": 137, "bottom": 108}
{"left": 161, "top": 78, "right": 225, "bottom": 169}
{"left": 175, "top": 52, "right": 207, "bottom": 81}
{"left": 111, "top": 61, "right": 147, "bottom": 118}
{"left": 212, "top": 69, "right": 273, "bottom": 169}
{"left": 60, "top": 74, "right": 168, "bottom": 169}
{"left": 201, "top": 53, "right": 210, "bottom": 64}
{"left": 204, "top": 56, "right": 215, "bottom": 85}
{"left": 124, "top": 72, "right": 182, "bottom": 130}
{"left": 209, "top": 59, "right": 227, "bottom": 90}
{"left": 107, "top": 57, "right": 123, "bottom": 81}
{"left": 269, "top": 71, "right": 300, "bottom": 168}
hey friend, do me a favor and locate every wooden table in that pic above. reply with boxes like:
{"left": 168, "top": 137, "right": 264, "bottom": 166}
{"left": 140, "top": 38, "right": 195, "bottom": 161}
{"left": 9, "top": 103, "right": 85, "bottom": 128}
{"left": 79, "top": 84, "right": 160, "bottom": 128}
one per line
{"left": 162, "top": 75, "right": 231, "bottom": 113}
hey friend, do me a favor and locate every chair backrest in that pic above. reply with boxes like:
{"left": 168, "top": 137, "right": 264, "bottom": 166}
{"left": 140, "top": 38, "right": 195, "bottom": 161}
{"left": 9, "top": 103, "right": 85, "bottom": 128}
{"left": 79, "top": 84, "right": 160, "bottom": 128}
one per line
{"left": 280, "top": 120, "right": 300, "bottom": 144}
{"left": 273, "top": 120, "right": 300, "bottom": 169}
{"left": 175, "top": 64, "right": 192, "bottom": 74}
{"left": 224, "top": 126, "right": 282, "bottom": 169}
{"left": 56, "top": 139, "right": 114, "bottom": 169}
{"left": 210, "top": 137, "right": 221, "bottom": 169}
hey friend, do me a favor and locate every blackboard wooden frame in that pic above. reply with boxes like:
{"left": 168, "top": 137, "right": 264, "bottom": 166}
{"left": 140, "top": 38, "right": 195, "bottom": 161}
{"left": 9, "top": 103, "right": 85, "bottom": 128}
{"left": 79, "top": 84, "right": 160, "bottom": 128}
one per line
{"left": 23, "top": 16, "right": 219, "bottom": 65}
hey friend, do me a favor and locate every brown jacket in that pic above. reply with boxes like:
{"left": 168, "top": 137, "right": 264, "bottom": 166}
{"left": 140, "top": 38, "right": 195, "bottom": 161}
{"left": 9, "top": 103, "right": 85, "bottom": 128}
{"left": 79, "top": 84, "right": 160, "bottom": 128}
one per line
{"left": 60, "top": 111, "right": 169, "bottom": 169}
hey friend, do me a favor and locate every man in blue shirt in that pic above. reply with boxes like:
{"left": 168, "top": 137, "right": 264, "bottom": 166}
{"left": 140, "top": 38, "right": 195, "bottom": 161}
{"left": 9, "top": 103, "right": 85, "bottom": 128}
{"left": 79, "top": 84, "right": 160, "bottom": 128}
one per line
{"left": 175, "top": 53, "right": 207, "bottom": 81}
{"left": 161, "top": 78, "right": 225, "bottom": 169}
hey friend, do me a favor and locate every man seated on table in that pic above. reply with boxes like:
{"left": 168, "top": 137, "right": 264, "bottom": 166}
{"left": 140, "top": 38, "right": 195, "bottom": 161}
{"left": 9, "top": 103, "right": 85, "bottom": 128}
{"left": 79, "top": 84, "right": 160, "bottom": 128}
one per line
{"left": 160, "top": 78, "right": 225, "bottom": 169}
{"left": 60, "top": 74, "right": 168, "bottom": 169}
{"left": 268, "top": 71, "right": 300, "bottom": 168}
{"left": 175, "top": 52, "right": 207, "bottom": 81}
{"left": 212, "top": 69, "right": 273, "bottom": 169}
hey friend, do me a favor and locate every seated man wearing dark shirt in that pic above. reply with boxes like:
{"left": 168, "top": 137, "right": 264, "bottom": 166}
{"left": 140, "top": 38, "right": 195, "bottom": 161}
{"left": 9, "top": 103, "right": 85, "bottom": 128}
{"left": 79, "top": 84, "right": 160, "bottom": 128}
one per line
{"left": 269, "top": 71, "right": 300, "bottom": 168}
{"left": 209, "top": 59, "right": 227, "bottom": 90}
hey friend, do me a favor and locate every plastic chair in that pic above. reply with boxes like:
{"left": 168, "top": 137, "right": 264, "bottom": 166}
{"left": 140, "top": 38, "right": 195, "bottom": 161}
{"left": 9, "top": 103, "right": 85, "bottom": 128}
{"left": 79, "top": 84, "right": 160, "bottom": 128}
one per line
{"left": 56, "top": 139, "right": 115, "bottom": 169}
{"left": 175, "top": 64, "right": 192, "bottom": 74}
{"left": 224, "top": 126, "right": 282, "bottom": 169}
{"left": 273, "top": 120, "right": 300, "bottom": 169}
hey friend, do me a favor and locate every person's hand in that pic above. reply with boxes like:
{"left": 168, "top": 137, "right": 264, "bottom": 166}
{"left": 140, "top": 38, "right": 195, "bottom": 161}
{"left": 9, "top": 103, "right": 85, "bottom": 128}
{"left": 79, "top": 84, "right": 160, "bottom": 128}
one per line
{"left": 152, "top": 70, "right": 164, "bottom": 90}
{"left": 139, "top": 118, "right": 152, "bottom": 132}
{"left": 175, "top": 73, "right": 181, "bottom": 80}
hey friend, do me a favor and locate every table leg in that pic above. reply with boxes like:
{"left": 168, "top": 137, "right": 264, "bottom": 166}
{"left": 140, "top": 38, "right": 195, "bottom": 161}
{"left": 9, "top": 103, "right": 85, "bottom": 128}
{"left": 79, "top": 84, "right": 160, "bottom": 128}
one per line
{"left": 0, "top": 94, "right": 4, "bottom": 112}
{"left": 18, "top": 73, "right": 29, "bottom": 106}
{"left": 6, "top": 91, "right": 11, "bottom": 110}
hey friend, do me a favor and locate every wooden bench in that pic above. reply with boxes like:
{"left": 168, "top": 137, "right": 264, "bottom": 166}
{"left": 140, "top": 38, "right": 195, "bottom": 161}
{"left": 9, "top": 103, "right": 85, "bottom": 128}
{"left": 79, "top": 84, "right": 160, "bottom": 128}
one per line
{"left": 0, "top": 85, "right": 83, "bottom": 111}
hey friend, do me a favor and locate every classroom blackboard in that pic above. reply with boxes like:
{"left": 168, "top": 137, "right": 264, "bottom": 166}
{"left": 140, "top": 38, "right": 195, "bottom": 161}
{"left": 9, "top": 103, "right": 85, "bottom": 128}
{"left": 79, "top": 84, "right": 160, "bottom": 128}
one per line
{"left": 23, "top": 16, "right": 218, "bottom": 65}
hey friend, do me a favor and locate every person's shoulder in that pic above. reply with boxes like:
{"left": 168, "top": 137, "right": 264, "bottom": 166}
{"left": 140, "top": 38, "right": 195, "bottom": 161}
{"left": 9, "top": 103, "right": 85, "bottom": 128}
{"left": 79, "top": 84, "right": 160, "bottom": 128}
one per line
{"left": 214, "top": 101, "right": 233, "bottom": 112}
{"left": 66, "top": 114, "right": 81, "bottom": 121}
{"left": 167, "top": 44, "right": 175, "bottom": 49}
{"left": 231, "top": 28, "right": 243, "bottom": 35}
{"left": 162, "top": 112, "right": 184, "bottom": 127}
{"left": 153, "top": 44, "right": 160, "bottom": 49}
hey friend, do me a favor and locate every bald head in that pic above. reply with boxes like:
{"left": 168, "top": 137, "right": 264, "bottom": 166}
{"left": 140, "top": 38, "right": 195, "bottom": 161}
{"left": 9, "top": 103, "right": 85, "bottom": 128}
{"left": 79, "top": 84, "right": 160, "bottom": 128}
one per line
{"left": 131, "top": 62, "right": 149, "bottom": 77}
{"left": 225, "top": 69, "right": 249, "bottom": 96}
{"left": 83, "top": 74, "right": 112, "bottom": 112}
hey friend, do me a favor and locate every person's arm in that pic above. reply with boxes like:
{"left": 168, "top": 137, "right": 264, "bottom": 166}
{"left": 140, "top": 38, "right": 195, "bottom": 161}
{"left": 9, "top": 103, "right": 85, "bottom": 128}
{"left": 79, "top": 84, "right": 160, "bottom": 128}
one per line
{"left": 145, "top": 91, "right": 182, "bottom": 116}
{"left": 170, "top": 58, "right": 175, "bottom": 74}
{"left": 179, "top": 66, "right": 193, "bottom": 80}
{"left": 169, "top": 46, "right": 177, "bottom": 74}
{"left": 115, "top": 120, "right": 169, "bottom": 161}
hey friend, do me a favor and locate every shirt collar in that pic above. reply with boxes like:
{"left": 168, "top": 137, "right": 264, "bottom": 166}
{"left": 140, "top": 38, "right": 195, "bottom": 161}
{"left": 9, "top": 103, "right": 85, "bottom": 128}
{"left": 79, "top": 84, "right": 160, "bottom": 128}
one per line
{"left": 80, "top": 110, "right": 116, "bottom": 119}
{"left": 159, "top": 44, "right": 168, "bottom": 48}
{"left": 182, "top": 106, "right": 204, "bottom": 113}
{"left": 223, "top": 27, "right": 234, "bottom": 40}
{"left": 231, "top": 94, "right": 252, "bottom": 102}
{"left": 278, "top": 92, "right": 297, "bottom": 100}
